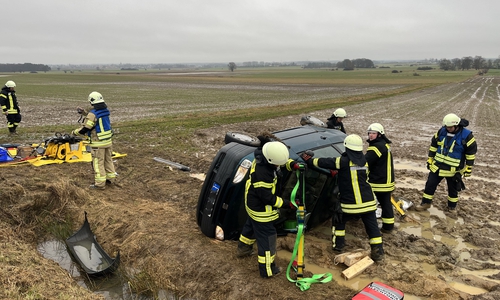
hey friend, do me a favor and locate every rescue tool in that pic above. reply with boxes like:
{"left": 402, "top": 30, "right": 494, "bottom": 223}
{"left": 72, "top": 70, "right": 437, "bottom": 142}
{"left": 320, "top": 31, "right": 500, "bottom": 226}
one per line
{"left": 286, "top": 163, "right": 332, "bottom": 291}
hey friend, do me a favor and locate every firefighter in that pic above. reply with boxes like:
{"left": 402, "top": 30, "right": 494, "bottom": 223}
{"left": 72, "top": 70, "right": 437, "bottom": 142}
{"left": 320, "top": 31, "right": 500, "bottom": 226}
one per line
{"left": 0, "top": 80, "right": 21, "bottom": 135}
{"left": 326, "top": 108, "right": 347, "bottom": 133}
{"left": 416, "top": 113, "right": 477, "bottom": 212}
{"left": 302, "top": 134, "right": 384, "bottom": 262}
{"left": 365, "top": 123, "right": 395, "bottom": 233}
{"left": 236, "top": 140, "right": 299, "bottom": 278}
{"left": 72, "top": 91, "right": 116, "bottom": 190}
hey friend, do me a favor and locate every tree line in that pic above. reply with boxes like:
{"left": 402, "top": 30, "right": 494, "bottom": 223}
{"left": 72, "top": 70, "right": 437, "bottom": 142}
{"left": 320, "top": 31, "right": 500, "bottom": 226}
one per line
{"left": 0, "top": 63, "right": 51, "bottom": 72}
{"left": 303, "top": 58, "right": 375, "bottom": 69}
{"left": 438, "top": 56, "right": 500, "bottom": 71}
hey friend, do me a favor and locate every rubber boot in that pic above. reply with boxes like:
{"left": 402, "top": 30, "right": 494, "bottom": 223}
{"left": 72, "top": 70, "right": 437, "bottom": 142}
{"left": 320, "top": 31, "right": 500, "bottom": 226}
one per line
{"left": 370, "top": 244, "right": 385, "bottom": 262}
{"left": 236, "top": 241, "right": 253, "bottom": 258}
{"left": 333, "top": 236, "right": 345, "bottom": 252}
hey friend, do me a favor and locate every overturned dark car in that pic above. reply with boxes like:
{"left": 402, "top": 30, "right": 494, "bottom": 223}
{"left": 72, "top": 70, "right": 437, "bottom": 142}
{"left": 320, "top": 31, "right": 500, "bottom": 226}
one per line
{"left": 196, "top": 116, "right": 347, "bottom": 240}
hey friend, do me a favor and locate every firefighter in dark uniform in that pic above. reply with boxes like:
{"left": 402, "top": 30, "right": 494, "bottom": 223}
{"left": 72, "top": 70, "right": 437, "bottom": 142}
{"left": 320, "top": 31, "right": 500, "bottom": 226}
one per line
{"left": 365, "top": 123, "right": 395, "bottom": 233}
{"left": 72, "top": 91, "right": 116, "bottom": 190}
{"left": 302, "top": 134, "right": 384, "bottom": 261}
{"left": 416, "top": 113, "right": 477, "bottom": 211}
{"left": 326, "top": 108, "right": 347, "bottom": 133}
{"left": 0, "top": 80, "right": 21, "bottom": 135}
{"left": 237, "top": 141, "right": 299, "bottom": 278}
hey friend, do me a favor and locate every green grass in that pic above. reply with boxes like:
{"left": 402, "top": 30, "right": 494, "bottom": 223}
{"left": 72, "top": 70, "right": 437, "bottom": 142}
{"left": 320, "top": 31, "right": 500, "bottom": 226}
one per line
{"left": 0, "top": 66, "right": 479, "bottom": 144}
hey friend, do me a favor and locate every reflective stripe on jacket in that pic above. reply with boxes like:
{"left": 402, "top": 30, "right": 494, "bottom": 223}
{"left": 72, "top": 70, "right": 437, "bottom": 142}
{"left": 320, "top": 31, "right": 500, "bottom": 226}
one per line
{"left": 245, "top": 149, "right": 285, "bottom": 223}
{"left": 313, "top": 154, "right": 377, "bottom": 214}
{"left": 366, "top": 139, "right": 395, "bottom": 192}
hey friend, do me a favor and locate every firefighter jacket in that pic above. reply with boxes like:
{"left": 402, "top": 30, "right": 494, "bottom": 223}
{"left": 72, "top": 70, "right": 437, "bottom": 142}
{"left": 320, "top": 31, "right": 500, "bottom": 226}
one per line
{"left": 365, "top": 137, "right": 395, "bottom": 192}
{"left": 73, "top": 104, "right": 113, "bottom": 148}
{"left": 311, "top": 153, "right": 377, "bottom": 214}
{"left": 428, "top": 125, "right": 477, "bottom": 177}
{"left": 0, "top": 86, "right": 20, "bottom": 115}
{"left": 326, "top": 116, "right": 346, "bottom": 133}
{"left": 245, "top": 149, "right": 296, "bottom": 223}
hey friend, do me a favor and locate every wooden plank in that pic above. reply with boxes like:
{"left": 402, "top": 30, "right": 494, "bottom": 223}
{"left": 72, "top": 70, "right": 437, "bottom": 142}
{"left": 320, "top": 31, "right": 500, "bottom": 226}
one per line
{"left": 333, "top": 250, "right": 368, "bottom": 265}
{"left": 344, "top": 251, "right": 369, "bottom": 267}
{"left": 341, "top": 256, "right": 374, "bottom": 280}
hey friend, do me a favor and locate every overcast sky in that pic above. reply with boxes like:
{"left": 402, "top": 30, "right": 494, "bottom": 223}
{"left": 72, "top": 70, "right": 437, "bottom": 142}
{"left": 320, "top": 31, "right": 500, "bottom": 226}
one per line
{"left": 4, "top": 0, "right": 499, "bottom": 65}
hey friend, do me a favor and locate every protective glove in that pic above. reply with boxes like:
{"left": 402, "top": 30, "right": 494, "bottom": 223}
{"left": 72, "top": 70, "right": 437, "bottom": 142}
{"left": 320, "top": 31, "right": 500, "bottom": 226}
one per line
{"left": 426, "top": 157, "right": 434, "bottom": 170}
{"left": 462, "top": 165, "right": 472, "bottom": 177}
{"left": 301, "top": 150, "right": 315, "bottom": 166}
{"left": 330, "top": 170, "right": 338, "bottom": 178}
{"left": 290, "top": 160, "right": 301, "bottom": 170}
{"left": 77, "top": 107, "right": 84, "bottom": 114}
{"left": 71, "top": 129, "right": 80, "bottom": 136}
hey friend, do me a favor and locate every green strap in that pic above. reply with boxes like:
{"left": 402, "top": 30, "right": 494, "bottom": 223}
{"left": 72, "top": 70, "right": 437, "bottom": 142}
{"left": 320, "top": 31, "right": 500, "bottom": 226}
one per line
{"left": 285, "top": 168, "right": 332, "bottom": 291}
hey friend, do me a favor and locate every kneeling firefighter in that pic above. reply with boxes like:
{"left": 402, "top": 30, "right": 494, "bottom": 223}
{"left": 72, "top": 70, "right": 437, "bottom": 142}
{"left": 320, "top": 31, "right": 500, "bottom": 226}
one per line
{"left": 237, "top": 139, "right": 300, "bottom": 278}
{"left": 72, "top": 91, "right": 116, "bottom": 190}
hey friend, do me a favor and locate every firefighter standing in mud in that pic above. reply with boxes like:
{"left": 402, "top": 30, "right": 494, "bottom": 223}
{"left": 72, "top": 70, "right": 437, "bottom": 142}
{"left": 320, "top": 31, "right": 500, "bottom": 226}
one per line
{"left": 326, "top": 108, "right": 347, "bottom": 133}
{"left": 365, "top": 123, "right": 395, "bottom": 233}
{"left": 72, "top": 91, "right": 116, "bottom": 190}
{"left": 416, "top": 113, "right": 477, "bottom": 212}
{"left": 0, "top": 80, "right": 21, "bottom": 135}
{"left": 302, "top": 134, "right": 384, "bottom": 262}
{"left": 236, "top": 139, "right": 299, "bottom": 278}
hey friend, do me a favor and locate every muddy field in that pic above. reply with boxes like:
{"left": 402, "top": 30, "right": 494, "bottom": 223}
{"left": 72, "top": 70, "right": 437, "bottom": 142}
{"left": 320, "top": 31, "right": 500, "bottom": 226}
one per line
{"left": 1, "top": 75, "right": 500, "bottom": 299}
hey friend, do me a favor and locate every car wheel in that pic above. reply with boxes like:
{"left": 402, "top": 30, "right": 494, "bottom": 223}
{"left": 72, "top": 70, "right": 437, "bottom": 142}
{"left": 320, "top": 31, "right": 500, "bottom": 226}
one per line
{"left": 224, "top": 132, "right": 261, "bottom": 146}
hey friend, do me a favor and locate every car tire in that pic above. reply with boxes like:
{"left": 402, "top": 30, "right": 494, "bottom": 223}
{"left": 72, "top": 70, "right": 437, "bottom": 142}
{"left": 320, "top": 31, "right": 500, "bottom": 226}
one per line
{"left": 224, "top": 132, "right": 261, "bottom": 146}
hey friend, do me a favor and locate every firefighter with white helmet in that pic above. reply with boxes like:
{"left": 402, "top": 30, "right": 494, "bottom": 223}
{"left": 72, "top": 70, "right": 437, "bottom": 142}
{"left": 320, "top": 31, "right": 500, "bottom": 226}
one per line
{"left": 72, "top": 91, "right": 116, "bottom": 190}
{"left": 301, "top": 134, "right": 384, "bottom": 262}
{"left": 326, "top": 108, "right": 347, "bottom": 133}
{"left": 0, "top": 80, "right": 21, "bottom": 135}
{"left": 366, "top": 123, "right": 395, "bottom": 233}
{"left": 416, "top": 113, "right": 477, "bottom": 212}
{"left": 237, "top": 138, "right": 300, "bottom": 277}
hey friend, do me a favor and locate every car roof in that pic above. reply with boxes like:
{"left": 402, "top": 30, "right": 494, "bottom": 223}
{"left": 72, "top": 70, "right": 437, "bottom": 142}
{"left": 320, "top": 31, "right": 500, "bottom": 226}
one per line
{"left": 274, "top": 125, "right": 346, "bottom": 154}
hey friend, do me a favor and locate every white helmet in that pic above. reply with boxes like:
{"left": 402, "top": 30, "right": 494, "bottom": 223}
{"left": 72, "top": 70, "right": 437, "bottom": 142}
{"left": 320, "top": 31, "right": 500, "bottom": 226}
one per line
{"left": 367, "top": 123, "right": 385, "bottom": 135}
{"left": 334, "top": 108, "right": 347, "bottom": 118}
{"left": 344, "top": 134, "right": 363, "bottom": 151}
{"left": 442, "top": 113, "right": 460, "bottom": 127}
{"left": 5, "top": 81, "right": 16, "bottom": 88}
{"left": 262, "top": 141, "right": 289, "bottom": 165}
{"left": 88, "top": 91, "right": 104, "bottom": 104}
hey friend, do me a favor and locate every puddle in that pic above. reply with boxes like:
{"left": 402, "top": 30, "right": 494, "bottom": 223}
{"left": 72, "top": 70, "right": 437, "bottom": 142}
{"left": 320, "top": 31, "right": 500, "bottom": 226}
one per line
{"left": 37, "top": 240, "right": 161, "bottom": 300}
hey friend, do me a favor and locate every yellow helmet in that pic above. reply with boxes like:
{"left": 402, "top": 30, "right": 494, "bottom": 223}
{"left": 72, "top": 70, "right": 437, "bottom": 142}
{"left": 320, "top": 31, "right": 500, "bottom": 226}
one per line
{"left": 344, "top": 134, "right": 363, "bottom": 151}
{"left": 88, "top": 91, "right": 104, "bottom": 104}
{"left": 334, "top": 108, "right": 347, "bottom": 118}
{"left": 367, "top": 123, "right": 385, "bottom": 135}
{"left": 442, "top": 113, "right": 460, "bottom": 127}
{"left": 5, "top": 80, "right": 16, "bottom": 88}
{"left": 262, "top": 141, "right": 289, "bottom": 165}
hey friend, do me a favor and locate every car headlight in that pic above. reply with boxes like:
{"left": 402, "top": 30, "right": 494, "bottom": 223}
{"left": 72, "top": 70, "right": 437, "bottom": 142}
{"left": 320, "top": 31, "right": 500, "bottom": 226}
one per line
{"left": 215, "top": 226, "right": 224, "bottom": 241}
{"left": 232, "top": 159, "right": 252, "bottom": 184}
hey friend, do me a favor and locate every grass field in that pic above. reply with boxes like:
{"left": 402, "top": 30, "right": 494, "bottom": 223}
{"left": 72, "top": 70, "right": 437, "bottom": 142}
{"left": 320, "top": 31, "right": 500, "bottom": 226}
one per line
{"left": 0, "top": 66, "right": 479, "bottom": 133}
{"left": 1, "top": 66, "right": 499, "bottom": 299}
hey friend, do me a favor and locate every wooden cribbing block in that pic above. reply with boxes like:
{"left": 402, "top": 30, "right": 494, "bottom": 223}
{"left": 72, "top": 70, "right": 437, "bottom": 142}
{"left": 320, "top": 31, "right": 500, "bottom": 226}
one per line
{"left": 341, "top": 256, "right": 374, "bottom": 280}
{"left": 333, "top": 250, "right": 369, "bottom": 265}
{"left": 334, "top": 251, "right": 355, "bottom": 264}
{"left": 344, "top": 251, "right": 369, "bottom": 267}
